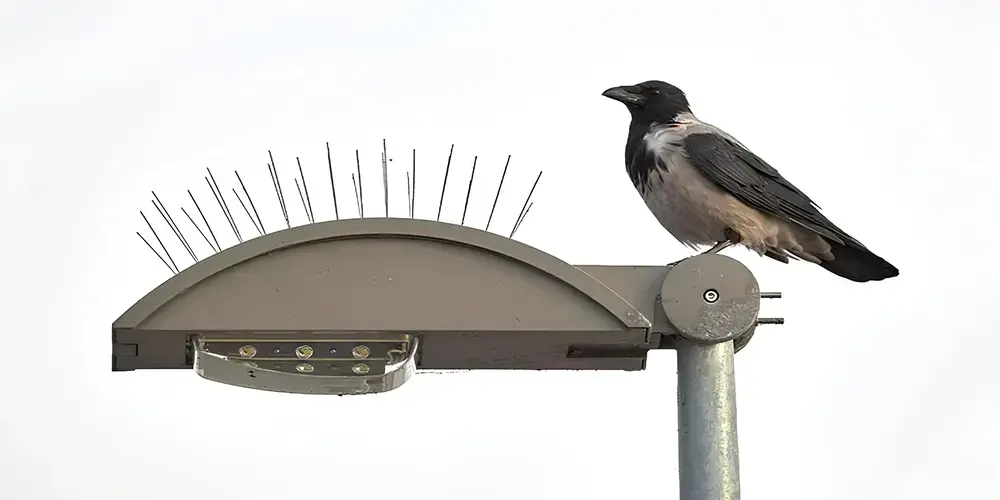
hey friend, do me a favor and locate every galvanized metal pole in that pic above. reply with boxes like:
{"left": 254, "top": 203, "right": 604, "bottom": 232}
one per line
{"left": 676, "top": 339, "right": 740, "bottom": 500}
{"left": 659, "top": 254, "right": 761, "bottom": 500}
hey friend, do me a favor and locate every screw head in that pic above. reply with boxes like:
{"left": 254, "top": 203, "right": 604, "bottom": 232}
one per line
{"left": 295, "top": 363, "right": 315, "bottom": 373}
{"left": 352, "top": 363, "right": 371, "bottom": 375}
{"left": 329, "top": 348, "right": 338, "bottom": 355}
{"left": 237, "top": 345, "right": 257, "bottom": 358}
{"left": 352, "top": 345, "right": 371, "bottom": 359}
{"left": 295, "top": 345, "right": 314, "bottom": 359}
{"left": 703, "top": 289, "right": 719, "bottom": 303}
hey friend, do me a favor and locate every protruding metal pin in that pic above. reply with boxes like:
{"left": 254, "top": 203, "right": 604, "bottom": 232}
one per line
{"left": 232, "top": 188, "right": 263, "bottom": 236}
{"left": 485, "top": 155, "right": 511, "bottom": 232}
{"left": 382, "top": 138, "right": 389, "bottom": 217}
{"left": 268, "top": 151, "right": 291, "bottom": 228}
{"left": 406, "top": 171, "right": 412, "bottom": 219}
{"left": 136, "top": 231, "right": 176, "bottom": 274}
{"left": 760, "top": 292, "right": 782, "bottom": 299}
{"left": 152, "top": 192, "right": 197, "bottom": 262}
{"left": 140, "top": 210, "right": 178, "bottom": 273}
{"left": 511, "top": 201, "right": 533, "bottom": 238}
{"left": 267, "top": 162, "right": 290, "bottom": 229}
{"left": 437, "top": 144, "right": 454, "bottom": 221}
{"left": 460, "top": 156, "right": 478, "bottom": 226}
{"left": 181, "top": 206, "right": 217, "bottom": 253}
{"left": 326, "top": 142, "right": 339, "bottom": 221}
{"left": 510, "top": 171, "right": 542, "bottom": 238}
{"left": 355, "top": 149, "right": 364, "bottom": 217}
{"left": 296, "top": 157, "right": 315, "bottom": 224}
{"left": 294, "top": 178, "right": 309, "bottom": 224}
{"left": 411, "top": 148, "right": 416, "bottom": 219}
{"left": 188, "top": 189, "right": 219, "bottom": 252}
{"left": 351, "top": 173, "right": 361, "bottom": 215}
{"left": 206, "top": 173, "right": 241, "bottom": 243}
{"left": 757, "top": 317, "right": 785, "bottom": 325}
{"left": 235, "top": 171, "right": 265, "bottom": 234}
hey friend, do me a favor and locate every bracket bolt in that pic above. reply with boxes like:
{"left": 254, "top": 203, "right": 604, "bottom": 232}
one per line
{"left": 352, "top": 363, "right": 371, "bottom": 375}
{"left": 295, "top": 345, "right": 314, "bottom": 359}
{"left": 295, "top": 363, "right": 315, "bottom": 373}
{"left": 703, "top": 289, "right": 719, "bottom": 303}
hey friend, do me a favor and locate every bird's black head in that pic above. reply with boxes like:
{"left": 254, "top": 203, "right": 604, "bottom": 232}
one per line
{"left": 602, "top": 80, "right": 691, "bottom": 123}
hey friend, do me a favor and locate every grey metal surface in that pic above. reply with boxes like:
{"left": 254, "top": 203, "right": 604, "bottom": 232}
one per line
{"left": 112, "top": 219, "right": 774, "bottom": 376}
{"left": 661, "top": 254, "right": 760, "bottom": 344}
{"left": 115, "top": 218, "right": 648, "bottom": 331}
{"left": 676, "top": 339, "right": 741, "bottom": 500}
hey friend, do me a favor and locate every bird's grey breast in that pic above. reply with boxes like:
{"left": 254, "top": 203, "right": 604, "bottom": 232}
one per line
{"left": 632, "top": 121, "right": 741, "bottom": 248}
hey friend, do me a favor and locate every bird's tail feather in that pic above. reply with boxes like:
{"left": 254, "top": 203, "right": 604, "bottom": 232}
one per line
{"left": 818, "top": 239, "right": 899, "bottom": 282}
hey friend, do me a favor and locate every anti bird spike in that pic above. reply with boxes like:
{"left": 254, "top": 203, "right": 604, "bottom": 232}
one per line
{"left": 134, "top": 141, "right": 539, "bottom": 275}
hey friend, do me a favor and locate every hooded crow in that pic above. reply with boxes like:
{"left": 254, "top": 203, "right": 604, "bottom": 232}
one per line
{"left": 603, "top": 80, "right": 898, "bottom": 282}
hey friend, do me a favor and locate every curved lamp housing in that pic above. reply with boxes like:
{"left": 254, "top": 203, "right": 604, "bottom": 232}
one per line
{"left": 113, "top": 218, "right": 775, "bottom": 395}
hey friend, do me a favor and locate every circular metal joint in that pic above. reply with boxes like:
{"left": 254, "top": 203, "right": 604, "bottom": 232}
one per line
{"left": 660, "top": 254, "right": 761, "bottom": 344}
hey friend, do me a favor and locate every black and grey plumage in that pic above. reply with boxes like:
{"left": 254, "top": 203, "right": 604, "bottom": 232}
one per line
{"left": 602, "top": 80, "right": 898, "bottom": 282}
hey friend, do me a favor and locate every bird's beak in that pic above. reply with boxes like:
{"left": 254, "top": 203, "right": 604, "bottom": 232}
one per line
{"left": 602, "top": 86, "right": 646, "bottom": 106}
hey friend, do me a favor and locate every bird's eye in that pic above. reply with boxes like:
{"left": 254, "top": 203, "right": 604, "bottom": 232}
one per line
{"left": 649, "top": 88, "right": 661, "bottom": 95}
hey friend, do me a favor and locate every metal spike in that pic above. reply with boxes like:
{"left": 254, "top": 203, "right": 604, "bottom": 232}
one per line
{"left": 233, "top": 188, "right": 263, "bottom": 236}
{"left": 354, "top": 149, "right": 366, "bottom": 217}
{"left": 206, "top": 176, "right": 242, "bottom": 243}
{"left": 511, "top": 202, "right": 533, "bottom": 238}
{"left": 327, "top": 142, "right": 339, "bottom": 220}
{"left": 268, "top": 151, "right": 291, "bottom": 228}
{"left": 382, "top": 138, "right": 389, "bottom": 217}
{"left": 188, "top": 189, "right": 219, "bottom": 252}
{"left": 406, "top": 171, "right": 412, "bottom": 219}
{"left": 137, "top": 231, "right": 176, "bottom": 274}
{"left": 460, "top": 156, "right": 478, "bottom": 226}
{"left": 485, "top": 155, "right": 511, "bottom": 232}
{"left": 181, "top": 206, "right": 218, "bottom": 254}
{"left": 411, "top": 148, "right": 416, "bottom": 219}
{"left": 294, "top": 179, "right": 310, "bottom": 224}
{"left": 351, "top": 174, "right": 362, "bottom": 215}
{"left": 235, "top": 171, "right": 265, "bottom": 234}
{"left": 296, "top": 157, "right": 314, "bottom": 223}
{"left": 510, "top": 171, "right": 542, "bottom": 238}
{"left": 267, "top": 162, "right": 289, "bottom": 229}
{"left": 152, "top": 193, "right": 197, "bottom": 262}
{"left": 437, "top": 144, "right": 454, "bottom": 221}
{"left": 207, "top": 170, "right": 241, "bottom": 243}
{"left": 140, "top": 210, "right": 178, "bottom": 273}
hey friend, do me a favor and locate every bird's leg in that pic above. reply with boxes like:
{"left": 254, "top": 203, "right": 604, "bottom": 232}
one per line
{"left": 701, "top": 228, "right": 742, "bottom": 255}
{"left": 667, "top": 229, "right": 743, "bottom": 267}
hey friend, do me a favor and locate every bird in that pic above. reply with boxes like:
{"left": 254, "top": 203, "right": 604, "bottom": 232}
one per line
{"left": 602, "top": 80, "right": 898, "bottom": 282}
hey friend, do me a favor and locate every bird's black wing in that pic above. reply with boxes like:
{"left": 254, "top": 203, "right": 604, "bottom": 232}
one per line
{"left": 682, "top": 132, "right": 862, "bottom": 248}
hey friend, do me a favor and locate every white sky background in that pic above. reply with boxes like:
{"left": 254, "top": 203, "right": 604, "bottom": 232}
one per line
{"left": 2, "top": 0, "right": 998, "bottom": 498}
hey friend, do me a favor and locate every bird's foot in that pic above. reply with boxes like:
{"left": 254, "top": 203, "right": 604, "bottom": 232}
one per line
{"left": 701, "top": 228, "right": 742, "bottom": 255}
{"left": 668, "top": 229, "right": 742, "bottom": 267}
